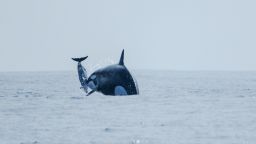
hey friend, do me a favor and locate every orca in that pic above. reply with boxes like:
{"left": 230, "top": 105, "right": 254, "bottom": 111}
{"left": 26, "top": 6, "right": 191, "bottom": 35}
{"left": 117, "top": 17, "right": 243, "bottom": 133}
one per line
{"left": 72, "top": 50, "right": 139, "bottom": 96}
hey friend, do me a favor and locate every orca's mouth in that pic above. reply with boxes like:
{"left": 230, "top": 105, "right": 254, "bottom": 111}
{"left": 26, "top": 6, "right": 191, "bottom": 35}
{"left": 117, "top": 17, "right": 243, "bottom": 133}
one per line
{"left": 84, "top": 80, "right": 97, "bottom": 96}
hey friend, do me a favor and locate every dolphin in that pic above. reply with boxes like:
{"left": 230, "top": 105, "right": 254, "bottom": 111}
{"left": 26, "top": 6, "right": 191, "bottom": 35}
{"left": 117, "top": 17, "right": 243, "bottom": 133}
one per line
{"left": 72, "top": 50, "right": 139, "bottom": 96}
{"left": 72, "top": 56, "right": 88, "bottom": 93}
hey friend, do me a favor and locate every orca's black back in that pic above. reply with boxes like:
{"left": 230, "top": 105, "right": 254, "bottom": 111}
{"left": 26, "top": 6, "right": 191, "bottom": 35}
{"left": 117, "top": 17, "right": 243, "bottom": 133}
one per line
{"left": 94, "top": 65, "right": 139, "bottom": 95}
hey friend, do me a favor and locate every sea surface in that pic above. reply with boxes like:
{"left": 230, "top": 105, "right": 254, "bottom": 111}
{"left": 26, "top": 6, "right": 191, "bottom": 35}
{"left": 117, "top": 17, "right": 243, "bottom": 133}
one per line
{"left": 0, "top": 71, "right": 256, "bottom": 144}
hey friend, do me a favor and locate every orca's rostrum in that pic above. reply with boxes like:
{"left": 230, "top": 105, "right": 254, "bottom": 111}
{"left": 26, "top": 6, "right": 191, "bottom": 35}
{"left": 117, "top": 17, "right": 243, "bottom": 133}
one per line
{"left": 72, "top": 50, "right": 139, "bottom": 96}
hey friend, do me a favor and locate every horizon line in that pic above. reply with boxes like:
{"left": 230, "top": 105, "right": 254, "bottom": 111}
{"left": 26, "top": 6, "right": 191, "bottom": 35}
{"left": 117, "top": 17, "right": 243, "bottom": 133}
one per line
{"left": 1, "top": 69, "right": 256, "bottom": 73}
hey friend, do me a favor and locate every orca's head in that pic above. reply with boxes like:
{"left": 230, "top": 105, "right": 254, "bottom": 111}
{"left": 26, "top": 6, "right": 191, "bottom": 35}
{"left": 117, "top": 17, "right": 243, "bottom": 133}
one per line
{"left": 87, "top": 73, "right": 99, "bottom": 91}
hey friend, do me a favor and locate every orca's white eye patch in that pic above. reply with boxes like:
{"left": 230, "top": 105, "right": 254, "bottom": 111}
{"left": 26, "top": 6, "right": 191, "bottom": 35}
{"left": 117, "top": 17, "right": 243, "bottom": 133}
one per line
{"left": 91, "top": 75, "right": 96, "bottom": 79}
{"left": 88, "top": 81, "right": 97, "bottom": 90}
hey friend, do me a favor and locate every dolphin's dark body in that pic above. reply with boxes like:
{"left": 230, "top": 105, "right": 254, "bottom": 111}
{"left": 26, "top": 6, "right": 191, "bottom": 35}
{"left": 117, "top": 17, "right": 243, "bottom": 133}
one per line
{"left": 72, "top": 50, "right": 139, "bottom": 96}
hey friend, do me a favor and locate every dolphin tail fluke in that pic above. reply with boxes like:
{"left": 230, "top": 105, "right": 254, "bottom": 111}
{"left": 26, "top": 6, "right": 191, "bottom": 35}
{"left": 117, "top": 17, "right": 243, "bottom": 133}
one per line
{"left": 72, "top": 56, "right": 88, "bottom": 62}
{"left": 119, "top": 49, "right": 124, "bottom": 65}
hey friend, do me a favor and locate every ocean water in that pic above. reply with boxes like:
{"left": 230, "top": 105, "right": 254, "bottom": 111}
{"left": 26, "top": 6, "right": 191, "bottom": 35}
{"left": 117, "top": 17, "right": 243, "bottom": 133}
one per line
{"left": 0, "top": 71, "right": 256, "bottom": 144}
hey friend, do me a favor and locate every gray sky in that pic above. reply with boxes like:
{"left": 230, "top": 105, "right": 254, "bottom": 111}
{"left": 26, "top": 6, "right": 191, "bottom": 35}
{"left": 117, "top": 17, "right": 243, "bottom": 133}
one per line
{"left": 1, "top": 0, "right": 256, "bottom": 71}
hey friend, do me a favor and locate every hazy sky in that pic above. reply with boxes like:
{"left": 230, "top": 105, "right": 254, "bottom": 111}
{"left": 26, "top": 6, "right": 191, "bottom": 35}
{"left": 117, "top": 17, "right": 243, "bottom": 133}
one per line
{"left": 1, "top": 0, "right": 256, "bottom": 71}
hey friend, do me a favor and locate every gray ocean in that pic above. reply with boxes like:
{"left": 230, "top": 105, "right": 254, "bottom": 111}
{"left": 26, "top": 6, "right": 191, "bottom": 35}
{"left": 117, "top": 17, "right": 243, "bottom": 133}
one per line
{"left": 0, "top": 71, "right": 256, "bottom": 144}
